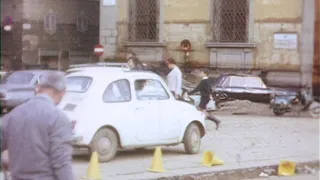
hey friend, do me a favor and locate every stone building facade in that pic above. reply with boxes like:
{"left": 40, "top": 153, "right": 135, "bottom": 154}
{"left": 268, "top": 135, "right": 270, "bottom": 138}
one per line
{"left": 1, "top": 0, "right": 100, "bottom": 70}
{"left": 101, "top": 0, "right": 315, "bottom": 73}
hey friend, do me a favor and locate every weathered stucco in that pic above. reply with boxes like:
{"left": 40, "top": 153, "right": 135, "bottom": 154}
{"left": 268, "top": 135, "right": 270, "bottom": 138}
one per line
{"left": 115, "top": 0, "right": 303, "bottom": 70}
{"left": 253, "top": 0, "right": 302, "bottom": 69}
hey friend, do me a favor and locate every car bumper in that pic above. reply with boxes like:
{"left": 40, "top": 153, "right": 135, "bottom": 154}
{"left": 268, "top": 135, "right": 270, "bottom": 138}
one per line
{"left": 72, "top": 135, "right": 88, "bottom": 147}
{"left": 71, "top": 136, "right": 89, "bottom": 155}
{"left": 0, "top": 99, "right": 22, "bottom": 109}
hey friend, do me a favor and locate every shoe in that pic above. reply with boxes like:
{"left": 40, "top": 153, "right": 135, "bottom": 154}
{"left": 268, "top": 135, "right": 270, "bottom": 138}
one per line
{"left": 216, "top": 121, "right": 221, "bottom": 130}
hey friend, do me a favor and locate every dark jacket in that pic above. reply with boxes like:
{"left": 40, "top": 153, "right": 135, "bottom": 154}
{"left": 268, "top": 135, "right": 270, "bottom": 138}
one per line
{"left": 131, "top": 63, "right": 145, "bottom": 71}
{"left": 188, "top": 77, "right": 213, "bottom": 98}
{"left": 1, "top": 94, "right": 74, "bottom": 180}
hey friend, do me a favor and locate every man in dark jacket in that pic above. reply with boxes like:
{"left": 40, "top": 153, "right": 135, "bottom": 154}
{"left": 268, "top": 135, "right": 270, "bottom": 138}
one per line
{"left": 1, "top": 71, "right": 74, "bottom": 180}
{"left": 128, "top": 57, "right": 145, "bottom": 71}
{"left": 188, "top": 70, "right": 221, "bottom": 129}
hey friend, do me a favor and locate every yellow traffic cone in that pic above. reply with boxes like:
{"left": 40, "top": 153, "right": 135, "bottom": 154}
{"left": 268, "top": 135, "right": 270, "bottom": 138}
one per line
{"left": 202, "top": 151, "right": 214, "bottom": 167}
{"left": 83, "top": 152, "right": 102, "bottom": 180}
{"left": 278, "top": 160, "right": 296, "bottom": 176}
{"left": 146, "top": 147, "right": 166, "bottom": 173}
{"left": 211, "top": 155, "right": 224, "bottom": 166}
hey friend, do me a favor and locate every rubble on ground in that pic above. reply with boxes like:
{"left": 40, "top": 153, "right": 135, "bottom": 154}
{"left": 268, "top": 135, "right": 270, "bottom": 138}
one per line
{"left": 217, "top": 100, "right": 270, "bottom": 115}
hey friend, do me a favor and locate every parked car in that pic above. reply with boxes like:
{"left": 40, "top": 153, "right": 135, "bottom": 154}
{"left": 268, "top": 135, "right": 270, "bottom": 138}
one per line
{"left": 0, "top": 70, "right": 62, "bottom": 113}
{"left": 211, "top": 74, "right": 299, "bottom": 105}
{"left": 59, "top": 69, "right": 206, "bottom": 162}
{"left": 0, "top": 71, "right": 8, "bottom": 83}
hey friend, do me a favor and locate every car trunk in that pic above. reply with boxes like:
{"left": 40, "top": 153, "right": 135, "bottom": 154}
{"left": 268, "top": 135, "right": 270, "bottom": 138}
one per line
{"left": 0, "top": 84, "right": 34, "bottom": 93}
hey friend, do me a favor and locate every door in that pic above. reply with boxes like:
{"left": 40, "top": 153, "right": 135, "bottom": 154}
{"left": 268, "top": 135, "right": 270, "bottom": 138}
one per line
{"left": 133, "top": 79, "right": 160, "bottom": 142}
{"left": 102, "top": 79, "right": 136, "bottom": 145}
{"left": 225, "top": 76, "right": 246, "bottom": 100}
{"left": 244, "top": 77, "right": 270, "bottom": 103}
{"left": 150, "top": 79, "right": 181, "bottom": 141}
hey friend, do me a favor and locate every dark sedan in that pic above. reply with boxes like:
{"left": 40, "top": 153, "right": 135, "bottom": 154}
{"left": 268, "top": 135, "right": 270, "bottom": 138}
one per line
{"left": 0, "top": 70, "right": 62, "bottom": 113}
{"left": 211, "top": 74, "right": 299, "bottom": 104}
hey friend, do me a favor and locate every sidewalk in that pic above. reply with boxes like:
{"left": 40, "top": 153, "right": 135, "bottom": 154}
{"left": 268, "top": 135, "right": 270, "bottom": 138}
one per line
{"left": 73, "top": 115, "right": 320, "bottom": 180}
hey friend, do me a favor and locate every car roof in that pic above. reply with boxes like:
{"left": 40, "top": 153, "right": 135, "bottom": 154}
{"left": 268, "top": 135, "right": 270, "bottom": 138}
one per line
{"left": 220, "top": 73, "right": 259, "bottom": 78}
{"left": 67, "top": 66, "right": 129, "bottom": 72}
{"left": 69, "top": 62, "right": 129, "bottom": 69}
{"left": 8, "top": 70, "right": 60, "bottom": 76}
{"left": 66, "top": 69, "right": 160, "bottom": 81}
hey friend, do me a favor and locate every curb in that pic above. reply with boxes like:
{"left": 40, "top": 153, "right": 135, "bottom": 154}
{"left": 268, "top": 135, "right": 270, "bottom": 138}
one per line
{"left": 146, "top": 161, "right": 319, "bottom": 180}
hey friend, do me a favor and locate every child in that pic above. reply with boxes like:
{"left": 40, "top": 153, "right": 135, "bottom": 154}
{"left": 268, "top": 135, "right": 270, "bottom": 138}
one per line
{"left": 188, "top": 70, "right": 221, "bottom": 130}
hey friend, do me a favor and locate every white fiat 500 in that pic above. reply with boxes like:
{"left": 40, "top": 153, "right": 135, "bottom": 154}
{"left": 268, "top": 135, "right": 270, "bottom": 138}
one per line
{"left": 59, "top": 69, "right": 206, "bottom": 162}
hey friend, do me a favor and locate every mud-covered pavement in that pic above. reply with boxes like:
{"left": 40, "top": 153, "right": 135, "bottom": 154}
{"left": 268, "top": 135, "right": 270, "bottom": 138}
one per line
{"left": 71, "top": 115, "right": 319, "bottom": 180}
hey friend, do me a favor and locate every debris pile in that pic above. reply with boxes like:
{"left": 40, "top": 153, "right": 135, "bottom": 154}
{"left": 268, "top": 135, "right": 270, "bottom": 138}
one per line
{"left": 217, "top": 100, "right": 270, "bottom": 115}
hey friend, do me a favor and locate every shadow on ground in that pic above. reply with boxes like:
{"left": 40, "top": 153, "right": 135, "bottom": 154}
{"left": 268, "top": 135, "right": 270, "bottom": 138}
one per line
{"left": 73, "top": 147, "right": 187, "bottom": 163}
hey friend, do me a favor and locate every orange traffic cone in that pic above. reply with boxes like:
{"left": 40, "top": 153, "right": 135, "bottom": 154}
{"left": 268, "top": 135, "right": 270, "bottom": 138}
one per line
{"left": 146, "top": 147, "right": 166, "bottom": 173}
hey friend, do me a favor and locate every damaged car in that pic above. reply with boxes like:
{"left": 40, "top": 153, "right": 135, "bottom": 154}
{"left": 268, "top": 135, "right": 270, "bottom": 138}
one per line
{"left": 211, "top": 74, "right": 299, "bottom": 105}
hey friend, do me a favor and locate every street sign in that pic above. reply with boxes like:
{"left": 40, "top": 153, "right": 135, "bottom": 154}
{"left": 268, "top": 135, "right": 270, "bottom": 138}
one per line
{"left": 3, "top": 16, "right": 13, "bottom": 31}
{"left": 94, "top": 44, "right": 104, "bottom": 57}
{"left": 4, "top": 16, "right": 13, "bottom": 25}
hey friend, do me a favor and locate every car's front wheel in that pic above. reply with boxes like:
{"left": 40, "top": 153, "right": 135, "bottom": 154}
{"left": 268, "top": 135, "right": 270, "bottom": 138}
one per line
{"left": 90, "top": 128, "right": 118, "bottom": 163}
{"left": 183, "top": 123, "right": 201, "bottom": 154}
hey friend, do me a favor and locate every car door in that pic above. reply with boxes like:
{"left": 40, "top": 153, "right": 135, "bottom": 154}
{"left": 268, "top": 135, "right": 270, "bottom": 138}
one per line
{"left": 151, "top": 79, "right": 181, "bottom": 142}
{"left": 133, "top": 78, "right": 160, "bottom": 143}
{"left": 102, "top": 79, "right": 137, "bottom": 146}
{"left": 224, "top": 76, "right": 246, "bottom": 100}
{"left": 244, "top": 77, "right": 270, "bottom": 103}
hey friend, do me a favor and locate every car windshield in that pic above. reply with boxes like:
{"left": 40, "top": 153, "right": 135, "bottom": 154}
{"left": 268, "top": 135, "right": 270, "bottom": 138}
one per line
{"left": 2, "top": 72, "right": 34, "bottom": 85}
{"left": 66, "top": 76, "right": 92, "bottom": 93}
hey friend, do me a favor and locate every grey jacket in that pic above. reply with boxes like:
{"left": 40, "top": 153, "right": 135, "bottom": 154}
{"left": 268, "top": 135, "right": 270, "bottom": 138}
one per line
{"left": 1, "top": 94, "right": 74, "bottom": 180}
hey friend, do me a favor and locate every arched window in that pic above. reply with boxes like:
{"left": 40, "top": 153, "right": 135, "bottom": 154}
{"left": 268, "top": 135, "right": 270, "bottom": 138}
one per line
{"left": 44, "top": 9, "right": 57, "bottom": 35}
{"left": 77, "top": 11, "right": 88, "bottom": 33}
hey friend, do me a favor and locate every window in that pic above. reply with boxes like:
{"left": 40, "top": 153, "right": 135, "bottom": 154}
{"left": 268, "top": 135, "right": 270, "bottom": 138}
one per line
{"left": 245, "top": 77, "right": 266, "bottom": 88}
{"left": 44, "top": 9, "right": 57, "bottom": 35}
{"left": 77, "top": 12, "right": 88, "bottom": 32}
{"left": 66, "top": 76, "right": 92, "bottom": 93}
{"left": 229, "top": 76, "right": 245, "bottom": 87}
{"left": 134, "top": 79, "right": 169, "bottom": 100}
{"left": 128, "top": 0, "right": 159, "bottom": 42}
{"left": 2, "top": 72, "right": 34, "bottom": 85}
{"left": 103, "top": 79, "right": 131, "bottom": 102}
{"left": 221, "top": 77, "right": 231, "bottom": 87}
{"left": 212, "top": 0, "right": 249, "bottom": 43}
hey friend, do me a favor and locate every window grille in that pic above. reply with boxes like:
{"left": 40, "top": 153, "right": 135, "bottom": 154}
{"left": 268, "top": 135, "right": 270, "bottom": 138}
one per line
{"left": 212, "top": 0, "right": 249, "bottom": 43}
{"left": 128, "top": 0, "right": 159, "bottom": 42}
{"left": 44, "top": 9, "right": 57, "bottom": 35}
{"left": 77, "top": 11, "right": 88, "bottom": 33}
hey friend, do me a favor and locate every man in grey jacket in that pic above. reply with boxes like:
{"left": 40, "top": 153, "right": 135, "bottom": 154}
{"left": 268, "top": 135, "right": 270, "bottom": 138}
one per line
{"left": 1, "top": 71, "right": 74, "bottom": 180}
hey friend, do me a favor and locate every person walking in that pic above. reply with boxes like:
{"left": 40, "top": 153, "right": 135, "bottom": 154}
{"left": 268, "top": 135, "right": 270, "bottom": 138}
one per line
{"left": 165, "top": 58, "right": 182, "bottom": 99}
{"left": 1, "top": 71, "right": 74, "bottom": 180}
{"left": 127, "top": 57, "right": 145, "bottom": 71}
{"left": 188, "top": 70, "right": 221, "bottom": 130}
